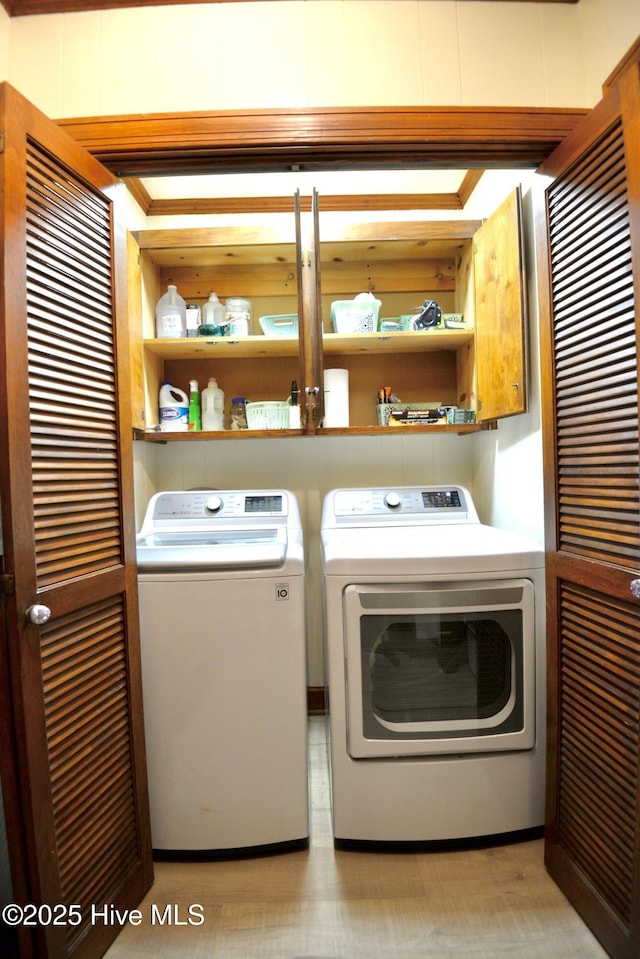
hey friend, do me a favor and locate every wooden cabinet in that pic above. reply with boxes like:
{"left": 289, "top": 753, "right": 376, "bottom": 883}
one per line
{"left": 131, "top": 188, "right": 527, "bottom": 440}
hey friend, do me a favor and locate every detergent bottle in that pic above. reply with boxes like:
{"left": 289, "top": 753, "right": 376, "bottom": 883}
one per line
{"left": 159, "top": 382, "right": 189, "bottom": 431}
{"left": 202, "top": 377, "right": 225, "bottom": 431}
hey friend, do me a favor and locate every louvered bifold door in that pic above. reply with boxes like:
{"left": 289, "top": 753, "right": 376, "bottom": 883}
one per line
{"left": 0, "top": 83, "right": 152, "bottom": 959}
{"left": 541, "top": 65, "right": 640, "bottom": 959}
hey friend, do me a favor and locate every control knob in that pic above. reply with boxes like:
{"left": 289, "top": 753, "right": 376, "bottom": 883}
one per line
{"left": 384, "top": 491, "right": 402, "bottom": 509}
{"left": 205, "top": 495, "right": 223, "bottom": 514}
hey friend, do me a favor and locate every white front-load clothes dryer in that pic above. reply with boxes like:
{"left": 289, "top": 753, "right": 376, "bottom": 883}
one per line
{"left": 320, "top": 485, "right": 545, "bottom": 845}
{"left": 136, "top": 489, "right": 308, "bottom": 856}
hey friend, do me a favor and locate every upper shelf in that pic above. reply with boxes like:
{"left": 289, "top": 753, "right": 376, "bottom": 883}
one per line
{"left": 143, "top": 328, "right": 473, "bottom": 360}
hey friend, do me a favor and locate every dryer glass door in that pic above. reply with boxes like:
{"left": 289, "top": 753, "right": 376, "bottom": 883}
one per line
{"left": 343, "top": 579, "right": 536, "bottom": 758}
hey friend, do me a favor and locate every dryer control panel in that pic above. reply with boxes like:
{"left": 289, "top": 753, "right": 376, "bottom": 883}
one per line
{"left": 326, "top": 486, "right": 479, "bottom": 526}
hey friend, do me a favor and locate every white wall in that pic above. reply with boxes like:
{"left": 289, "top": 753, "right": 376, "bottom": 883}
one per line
{"left": 134, "top": 428, "right": 479, "bottom": 684}
{"left": 0, "top": 0, "right": 638, "bottom": 120}
{"left": 3, "top": 0, "right": 640, "bottom": 684}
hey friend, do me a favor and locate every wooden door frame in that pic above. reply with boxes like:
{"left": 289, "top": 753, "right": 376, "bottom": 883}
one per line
{"left": 57, "top": 105, "right": 589, "bottom": 178}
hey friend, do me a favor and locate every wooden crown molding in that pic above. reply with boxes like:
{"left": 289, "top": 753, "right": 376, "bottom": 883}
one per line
{"left": 1, "top": 0, "right": 581, "bottom": 19}
{"left": 602, "top": 35, "right": 640, "bottom": 94}
{"left": 128, "top": 170, "right": 486, "bottom": 217}
{"left": 58, "top": 105, "right": 589, "bottom": 178}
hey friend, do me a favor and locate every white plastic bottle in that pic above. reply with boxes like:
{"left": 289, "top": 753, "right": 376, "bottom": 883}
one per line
{"left": 155, "top": 284, "right": 187, "bottom": 338}
{"left": 158, "top": 382, "right": 189, "bottom": 431}
{"left": 201, "top": 377, "right": 225, "bottom": 431}
{"left": 201, "top": 292, "right": 226, "bottom": 335}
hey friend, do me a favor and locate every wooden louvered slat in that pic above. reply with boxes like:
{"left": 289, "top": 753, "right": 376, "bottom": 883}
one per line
{"left": 541, "top": 60, "right": 640, "bottom": 959}
{"left": 40, "top": 597, "right": 139, "bottom": 946}
{"left": 20, "top": 131, "right": 150, "bottom": 954}
{"left": 547, "top": 118, "right": 640, "bottom": 569}
{"left": 26, "top": 143, "right": 123, "bottom": 588}
{"left": 557, "top": 582, "right": 640, "bottom": 928}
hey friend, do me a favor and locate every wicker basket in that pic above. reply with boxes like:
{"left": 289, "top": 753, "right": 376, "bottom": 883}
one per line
{"left": 245, "top": 401, "right": 290, "bottom": 429}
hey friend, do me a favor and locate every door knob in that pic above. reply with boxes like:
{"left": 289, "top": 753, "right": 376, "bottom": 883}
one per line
{"left": 630, "top": 579, "right": 640, "bottom": 600}
{"left": 26, "top": 604, "right": 51, "bottom": 625}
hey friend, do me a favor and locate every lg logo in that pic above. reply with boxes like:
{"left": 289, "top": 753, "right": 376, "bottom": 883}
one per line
{"left": 275, "top": 583, "right": 289, "bottom": 601}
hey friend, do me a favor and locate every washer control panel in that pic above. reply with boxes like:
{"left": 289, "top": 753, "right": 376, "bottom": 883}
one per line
{"left": 149, "top": 490, "right": 288, "bottom": 523}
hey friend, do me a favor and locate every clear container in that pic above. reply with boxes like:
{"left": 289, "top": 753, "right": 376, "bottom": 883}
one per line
{"left": 155, "top": 284, "right": 187, "bottom": 338}
{"left": 185, "top": 303, "right": 201, "bottom": 338}
{"left": 229, "top": 397, "right": 248, "bottom": 431}
{"left": 225, "top": 297, "right": 252, "bottom": 336}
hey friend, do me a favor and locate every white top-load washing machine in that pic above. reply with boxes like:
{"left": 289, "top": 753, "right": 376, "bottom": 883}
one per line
{"left": 320, "top": 485, "right": 545, "bottom": 845}
{"left": 136, "top": 489, "right": 308, "bottom": 856}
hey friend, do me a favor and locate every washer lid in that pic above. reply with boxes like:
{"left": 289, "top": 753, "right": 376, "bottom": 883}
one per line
{"left": 136, "top": 527, "right": 287, "bottom": 571}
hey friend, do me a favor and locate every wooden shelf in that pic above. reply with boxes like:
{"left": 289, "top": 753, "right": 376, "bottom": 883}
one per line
{"left": 143, "top": 335, "right": 299, "bottom": 359}
{"left": 143, "top": 328, "right": 473, "bottom": 361}
{"left": 138, "top": 428, "right": 303, "bottom": 442}
{"left": 323, "top": 329, "right": 472, "bottom": 354}
{"left": 137, "top": 421, "right": 485, "bottom": 442}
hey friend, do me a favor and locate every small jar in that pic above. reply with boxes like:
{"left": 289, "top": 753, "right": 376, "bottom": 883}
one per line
{"left": 229, "top": 397, "right": 248, "bottom": 431}
{"left": 225, "top": 297, "right": 251, "bottom": 336}
{"left": 185, "top": 304, "right": 201, "bottom": 338}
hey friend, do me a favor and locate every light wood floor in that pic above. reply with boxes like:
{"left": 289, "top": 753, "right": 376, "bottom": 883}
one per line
{"left": 105, "top": 718, "right": 608, "bottom": 959}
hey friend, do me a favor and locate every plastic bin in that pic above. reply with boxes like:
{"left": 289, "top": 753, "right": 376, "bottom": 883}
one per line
{"left": 245, "top": 401, "right": 290, "bottom": 429}
{"left": 331, "top": 298, "right": 381, "bottom": 334}
{"left": 259, "top": 314, "right": 299, "bottom": 336}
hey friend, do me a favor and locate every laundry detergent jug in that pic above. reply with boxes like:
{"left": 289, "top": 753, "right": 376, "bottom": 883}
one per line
{"left": 159, "top": 382, "right": 189, "bottom": 431}
{"left": 202, "top": 377, "right": 225, "bottom": 431}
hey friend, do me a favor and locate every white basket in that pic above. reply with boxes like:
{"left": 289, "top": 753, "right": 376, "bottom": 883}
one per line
{"left": 245, "top": 401, "right": 290, "bottom": 429}
{"left": 331, "top": 298, "right": 381, "bottom": 333}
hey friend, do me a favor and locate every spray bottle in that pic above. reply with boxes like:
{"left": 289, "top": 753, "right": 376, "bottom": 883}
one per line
{"left": 188, "top": 379, "right": 202, "bottom": 431}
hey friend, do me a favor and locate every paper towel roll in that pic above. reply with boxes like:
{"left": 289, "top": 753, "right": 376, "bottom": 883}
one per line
{"left": 323, "top": 368, "right": 349, "bottom": 427}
